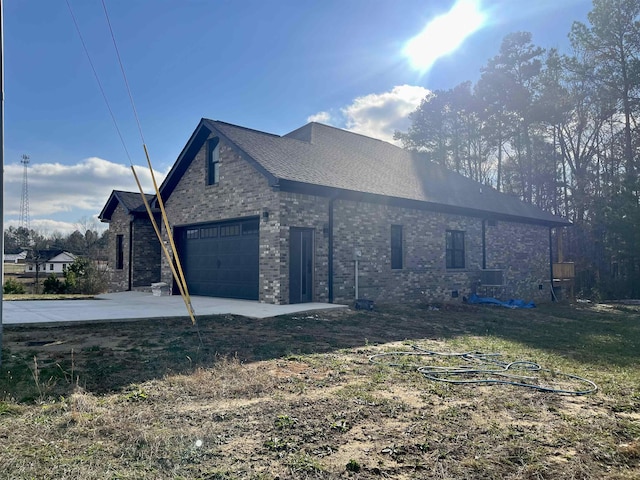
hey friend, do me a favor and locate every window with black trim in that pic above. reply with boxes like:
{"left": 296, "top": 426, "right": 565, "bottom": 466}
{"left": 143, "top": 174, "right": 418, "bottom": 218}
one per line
{"left": 242, "top": 219, "right": 259, "bottom": 235}
{"left": 391, "top": 225, "right": 403, "bottom": 270}
{"left": 186, "top": 228, "right": 199, "bottom": 240}
{"left": 446, "top": 230, "right": 465, "bottom": 269}
{"left": 220, "top": 224, "right": 240, "bottom": 237}
{"left": 201, "top": 227, "right": 218, "bottom": 238}
{"left": 116, "top": 234, "right": 124, "bottom": 270}
{"left": 207, "top": 137, "right": 220, "bottom": 185}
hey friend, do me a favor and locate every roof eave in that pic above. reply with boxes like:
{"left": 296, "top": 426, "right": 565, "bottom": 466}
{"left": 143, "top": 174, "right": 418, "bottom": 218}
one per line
{"left": 277, "top": 180, "right": 571, "bottom": 228}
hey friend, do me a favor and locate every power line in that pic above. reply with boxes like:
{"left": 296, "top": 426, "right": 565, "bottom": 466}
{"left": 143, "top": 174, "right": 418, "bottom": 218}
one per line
{"left": 65, "top": 0, "right": 132, "bottom": 165}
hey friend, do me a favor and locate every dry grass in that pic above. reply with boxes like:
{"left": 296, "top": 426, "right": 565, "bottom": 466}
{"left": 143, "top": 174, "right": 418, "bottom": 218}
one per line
{"left": 0, "top": 302, "right": 638, "bottom": 479}
{"left": 4, "top": 294, "right": 95, "bottom": 301}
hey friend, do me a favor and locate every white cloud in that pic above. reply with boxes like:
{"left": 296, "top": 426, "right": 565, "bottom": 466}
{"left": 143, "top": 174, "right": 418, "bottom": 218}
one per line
{"left": 3, "top": 157, "right": 165, "bottom": 234}
{"left": 307, "top": 111, "right": 332, "bottom": 123}
{"left": 306, "top": 85, "right": 429, "bottom": 144}
{"left": 4, "top": 218, "right": 103, "bottom": 237}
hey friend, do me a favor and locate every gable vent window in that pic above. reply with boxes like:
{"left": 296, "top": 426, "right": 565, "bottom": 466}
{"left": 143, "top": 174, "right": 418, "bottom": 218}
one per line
{"left": 391, "top": 225, "right": 403, "bottom": 270}
{"left": 207, "top": 137, "right": 220, "bottom": 185}
{"left": 116, "top": 234, "right": 124, "bottom": 270}
{"left": 446, "top": 230, "right": 465, "bottom": 269}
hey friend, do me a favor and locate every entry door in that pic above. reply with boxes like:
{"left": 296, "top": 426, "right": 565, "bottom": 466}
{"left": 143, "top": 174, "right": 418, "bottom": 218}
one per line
{"left": 290, "top": 228, "right": 314, "bottom": 303}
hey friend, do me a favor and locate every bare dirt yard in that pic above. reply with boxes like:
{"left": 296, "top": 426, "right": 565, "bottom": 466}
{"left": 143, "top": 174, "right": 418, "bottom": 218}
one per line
{"left": 0, "top": 301, "right": 639, "bottom": 479}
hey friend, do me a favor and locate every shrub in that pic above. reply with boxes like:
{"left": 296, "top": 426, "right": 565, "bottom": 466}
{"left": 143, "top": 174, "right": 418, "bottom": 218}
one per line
{"left": 43, "top": 274, "right": 65, "bottom": 294}
{"left": 3, "top": 278, "right": 25, "bottom": 294}
{"left": 63, "top": 257, "right": 107, "bottom": 295}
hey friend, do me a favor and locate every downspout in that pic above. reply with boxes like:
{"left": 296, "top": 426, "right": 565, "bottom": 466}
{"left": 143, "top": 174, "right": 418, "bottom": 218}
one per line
{"left": 481, "top": 219, "right": 487, "bottom": 270}
{"left": 328, "top": 198, "right": 334, "bottom": 303}
{"left": 549, "top": 227, "right": 555, "bottom": 302}
{"left": 128, "top": 219, "right": 133, "bottom": 291}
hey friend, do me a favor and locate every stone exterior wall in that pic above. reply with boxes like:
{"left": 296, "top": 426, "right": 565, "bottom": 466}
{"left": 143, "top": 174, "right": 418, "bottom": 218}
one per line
{"left": 162, "top": 135, "right": 281, "bottom": 302}
{"left": 107, "top": 204, "right": 130, "bottom": 292}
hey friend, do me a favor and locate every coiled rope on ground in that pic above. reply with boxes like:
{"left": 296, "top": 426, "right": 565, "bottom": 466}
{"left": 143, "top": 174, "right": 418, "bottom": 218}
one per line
{"left": 369, "top": 345, "right": 598, "bottom": 395}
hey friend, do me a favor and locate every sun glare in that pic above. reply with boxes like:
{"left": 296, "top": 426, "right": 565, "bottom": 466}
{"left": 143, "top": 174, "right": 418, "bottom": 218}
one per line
{"left": 404, "top": 0, "right": 486, "bottom": 72}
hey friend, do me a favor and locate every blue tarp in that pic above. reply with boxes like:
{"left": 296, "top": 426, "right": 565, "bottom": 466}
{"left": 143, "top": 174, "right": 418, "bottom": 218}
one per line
{"left": 467, "top": 293, "right": 536, "bottom": 309}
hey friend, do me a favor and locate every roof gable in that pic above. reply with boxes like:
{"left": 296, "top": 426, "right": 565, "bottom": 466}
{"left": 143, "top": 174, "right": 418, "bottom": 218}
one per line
{"left": 48, "top": 252, "right": 76, "bottom": 263}
{"left": 99, "top": 190, "right": 156, "bottom": 222}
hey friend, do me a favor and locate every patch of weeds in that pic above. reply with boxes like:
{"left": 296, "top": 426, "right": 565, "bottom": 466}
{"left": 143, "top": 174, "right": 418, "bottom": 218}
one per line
{"left": 331, "top": 419, "right": 350, "bottom": 432}
{"left": 28, "top": 356, "right": 58, "bottom": 402}
{"left": 264, "top": 437, "right": 289, "bottom": 452}
{"left": 335, "top": 383, "right": 379, "bottom": 404}
{"left": 0, "top": 401, "right": 23, "bottom": 415}
{"left": 205, "top": 473, "right": 236, "bottom": 480}
{"left": 82, "top": 345, "right": 102, "bottom": 352}
{"left": 287, "top": 453, "right": 325, "bottom": 474}
{"left": 346, "top": 459, "right": 361, "bottom": 472}
{"left": 124, "top": 387, "right": 149, "bottom": 402}
{"left": 617, "top": 418, "right": 640, "bottom": 439}
{"left": 275, "top": 414, "right": 297, "bottom": 430}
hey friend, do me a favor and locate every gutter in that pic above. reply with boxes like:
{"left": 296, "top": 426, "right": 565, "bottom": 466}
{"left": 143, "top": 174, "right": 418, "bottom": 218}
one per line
{"left": 128, "top": 219, "right": 133, "bottom": 291}
{"left": 549, "top": 227, "right": 554, "bottom": 301}
{"left": 482, "top": 219, "right": 487, "bottom": 270}
{"left": 328, "top": 198, "right": 334, "bottom": 303}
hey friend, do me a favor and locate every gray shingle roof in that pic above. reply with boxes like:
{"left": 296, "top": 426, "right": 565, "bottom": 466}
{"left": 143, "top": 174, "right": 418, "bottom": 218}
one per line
{"left": 198, "top": 119, "right": 569, "bottom": 226}
{"left": 98, "top": 190, "right": 156, "bottom": 222}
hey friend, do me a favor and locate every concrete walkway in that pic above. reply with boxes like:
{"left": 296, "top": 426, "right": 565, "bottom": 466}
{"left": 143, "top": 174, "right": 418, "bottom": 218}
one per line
{"left": 2, "top": 291, "right": 348, "bottom": 326}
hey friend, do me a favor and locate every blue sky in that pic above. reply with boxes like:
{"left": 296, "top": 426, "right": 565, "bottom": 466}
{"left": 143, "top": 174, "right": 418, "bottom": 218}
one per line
{"left": 3, "top": 0, "right": 591, "bottom": 235}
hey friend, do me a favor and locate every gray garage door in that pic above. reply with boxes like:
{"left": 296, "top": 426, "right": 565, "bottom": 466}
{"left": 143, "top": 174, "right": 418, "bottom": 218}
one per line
{"left": 176, "top": 217, "right": 259, "bottom": 300}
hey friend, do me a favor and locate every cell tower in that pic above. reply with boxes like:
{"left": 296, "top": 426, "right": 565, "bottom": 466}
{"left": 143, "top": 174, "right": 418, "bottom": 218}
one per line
{"left": 19, "top": 154, "right": 30, "bottom": 231}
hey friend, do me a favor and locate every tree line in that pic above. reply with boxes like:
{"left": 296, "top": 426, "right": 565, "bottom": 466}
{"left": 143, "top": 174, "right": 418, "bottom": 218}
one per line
{"left": 3, "top": 225, "right": 110, "bottom": 295}
{"left": 395, "top": 0, "right": 640, "bottom": 300}
{"left": 4, "top": 225, "right": 109, "bottom": 261}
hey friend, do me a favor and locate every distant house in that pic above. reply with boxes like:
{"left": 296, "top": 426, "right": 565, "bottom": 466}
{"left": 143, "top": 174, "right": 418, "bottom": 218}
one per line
{"left": 100, "top": 118, "right": 570, "bottom": 305}
{"left": 24, "top": 250, "right": 76, "bottom": 275}
{"left": 3, "top": 250, "right": 27, "bottom": 264}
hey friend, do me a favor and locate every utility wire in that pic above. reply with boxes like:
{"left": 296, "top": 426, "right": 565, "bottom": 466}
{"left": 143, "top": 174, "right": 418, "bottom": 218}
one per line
{"left": 66, "top": 1, "right": 201, "bottom": 341}
{"left": 65, "top": 0, "right": 132, "bottom": 165}
{"left": 100, "top": 0, "right": 145, "bottom": 148}
{"left": 99, "top": 1, "right": 200, "bottom": 335}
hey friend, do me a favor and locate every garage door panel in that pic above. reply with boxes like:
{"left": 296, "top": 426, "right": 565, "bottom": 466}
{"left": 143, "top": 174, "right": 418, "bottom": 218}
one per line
{"left": 177, "top": 218, "right": 259, "bottom": 300}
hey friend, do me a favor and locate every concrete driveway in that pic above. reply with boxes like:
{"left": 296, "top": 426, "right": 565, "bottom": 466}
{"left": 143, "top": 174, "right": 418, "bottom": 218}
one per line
{"left": 2, "top": 291, "right": 347, "bottom": 325}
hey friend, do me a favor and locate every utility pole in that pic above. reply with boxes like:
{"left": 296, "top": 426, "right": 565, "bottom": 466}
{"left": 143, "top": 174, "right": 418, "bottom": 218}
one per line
{"left": 19, "top": 154, "right": 30, "bottom": 231}
{"left": 1, "top": 0, "right": 6, "bottom": 369}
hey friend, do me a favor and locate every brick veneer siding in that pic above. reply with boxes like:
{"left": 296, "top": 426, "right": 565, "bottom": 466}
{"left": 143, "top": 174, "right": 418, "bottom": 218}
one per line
{"left": 162, "top": 136, "right": 281, "bottom": 303}
{"left": 329, "top": 199, "right": 550, "bottom": 304}
{"left": 107, "top": 204, "right": 130, "bottom": 292}
{"left": 279, "top": 192, "right": 330, "bottom": 303}
{"left": 155, "top": 133, "right": 551, "bottom": 306}
{"left": 131, "top": 216, "right": 161, "bottom": 288}
{"left": 485, "top": 221, "right": 550, "bottom": 302}
{"left": 331, "top": 200, "right": 483, "bottom": 304}
{"left": 106, "top": 205, "right": 162, "bottom": 292}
